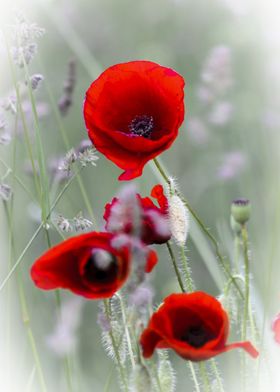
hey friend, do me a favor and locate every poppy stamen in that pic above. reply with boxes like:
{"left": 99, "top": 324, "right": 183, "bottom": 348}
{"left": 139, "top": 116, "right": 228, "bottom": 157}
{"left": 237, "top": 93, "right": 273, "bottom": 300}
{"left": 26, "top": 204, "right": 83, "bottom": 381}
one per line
{"left": 129, "top": 115, "right": 154, "bottom": 138}
{"left": 181, "top": 325, "right": 210, "bottom": 348}
{"left": 85, "top": 249, "right": 118, "bottom": 284}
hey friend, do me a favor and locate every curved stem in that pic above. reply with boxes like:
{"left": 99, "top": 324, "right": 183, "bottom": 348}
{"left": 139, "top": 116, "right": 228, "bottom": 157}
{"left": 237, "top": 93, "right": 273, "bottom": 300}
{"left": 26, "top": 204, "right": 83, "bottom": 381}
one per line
{"left": 180, "top": 245, "right": 193, "bottom": 292}
{"left": 116, "top": 294, "right": 135, "bottom": 369}
{"left": 0, "top": 167, "right": 83, "bottom": 290}
{"left": 153, "top": 158, "right": 244, "bottom": 299}
{"left": 188, "top": 362, "right": 201, "bottom": 392}
{"left": 199, "top": 362, "right": 211, "bottom": 392}
{"left": 241, "top": 226, "right": 250, "bottom": 342}
{"left": 104, "top": 300, "right": 128, "bottom": 392}
{"left": 166, "top": 242, "right": 185, "bottom": 292}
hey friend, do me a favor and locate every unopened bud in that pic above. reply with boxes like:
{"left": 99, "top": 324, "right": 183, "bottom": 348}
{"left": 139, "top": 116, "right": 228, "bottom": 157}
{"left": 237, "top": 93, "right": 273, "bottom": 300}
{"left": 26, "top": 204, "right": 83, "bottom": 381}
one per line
{"left": 231, "top": 199, "right": 251, "bottom": 225}
{"left": 168, "top": 195, "right": 189, "bottom": 245}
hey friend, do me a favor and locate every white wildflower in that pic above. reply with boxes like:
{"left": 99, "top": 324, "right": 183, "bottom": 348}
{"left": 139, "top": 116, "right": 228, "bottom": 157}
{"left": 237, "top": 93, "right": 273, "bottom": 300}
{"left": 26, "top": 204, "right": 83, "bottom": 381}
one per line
{"left": 73, "top": 212, "right": 93, "bottom": 231}
{"left": 10, "top": 12, "right": 45, "bottom": 67}
{"left": 54, "top": 214, "right": 73, "bottom": 232}
{"left": 58, "top": 148, "right": 77, "bottom": 174}
{"left": 78, "top": 146, "right": 99, "bottom": 167}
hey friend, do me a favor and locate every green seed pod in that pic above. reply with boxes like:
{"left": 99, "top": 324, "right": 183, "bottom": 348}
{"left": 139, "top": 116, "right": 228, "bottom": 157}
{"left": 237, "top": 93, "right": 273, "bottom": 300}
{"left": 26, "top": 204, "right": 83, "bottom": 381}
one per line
{"left": 231, "top": 199, "right": 251, "bottom": 225}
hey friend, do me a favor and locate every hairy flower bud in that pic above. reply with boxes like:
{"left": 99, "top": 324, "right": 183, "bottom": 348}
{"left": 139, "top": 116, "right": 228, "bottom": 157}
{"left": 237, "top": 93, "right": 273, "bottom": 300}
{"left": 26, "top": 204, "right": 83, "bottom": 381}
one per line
{"left": 168, "top": 194, "right": 189, "bottom": 245}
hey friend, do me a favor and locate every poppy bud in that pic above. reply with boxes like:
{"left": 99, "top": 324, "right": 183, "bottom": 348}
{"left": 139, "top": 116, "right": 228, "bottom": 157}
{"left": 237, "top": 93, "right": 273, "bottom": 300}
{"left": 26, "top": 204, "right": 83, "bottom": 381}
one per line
{"left": 168, "top": 194, "right": 189, "bottom": 245}
{"left": 231, "top": 199, "right": 251, "bottom": 225}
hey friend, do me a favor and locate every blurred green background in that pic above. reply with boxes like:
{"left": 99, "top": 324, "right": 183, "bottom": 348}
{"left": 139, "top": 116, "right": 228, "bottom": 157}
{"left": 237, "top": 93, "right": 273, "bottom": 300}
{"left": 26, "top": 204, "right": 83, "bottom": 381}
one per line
{"left": 1, "top": 0, "right": 280, "bottom": 391}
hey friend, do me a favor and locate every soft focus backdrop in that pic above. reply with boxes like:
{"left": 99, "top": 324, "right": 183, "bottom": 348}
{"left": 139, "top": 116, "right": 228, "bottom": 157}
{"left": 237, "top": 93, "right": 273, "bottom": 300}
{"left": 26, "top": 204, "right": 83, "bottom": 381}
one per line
{"left": 1, "top": 0, "right": 280, "bottom": 391}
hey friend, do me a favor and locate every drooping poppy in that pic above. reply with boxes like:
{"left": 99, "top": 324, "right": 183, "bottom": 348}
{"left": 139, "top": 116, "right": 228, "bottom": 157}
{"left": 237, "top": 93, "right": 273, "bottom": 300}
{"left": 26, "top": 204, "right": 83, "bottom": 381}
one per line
{"left": 31, "top": 232, "right": 157, "bottom": 299}
{"left": 83, "top": 61, "right": 185, "bottom": 181}
{"left": 104, "top": 184, "right": 171, "bottom": 245}
{"left": 140, "top": 292, "right": 259, "bottom": 361}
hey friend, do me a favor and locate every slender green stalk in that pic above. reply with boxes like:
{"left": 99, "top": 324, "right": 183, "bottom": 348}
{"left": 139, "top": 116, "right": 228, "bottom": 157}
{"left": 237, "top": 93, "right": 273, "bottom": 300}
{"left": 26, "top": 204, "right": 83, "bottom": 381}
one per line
{"left": 188, "top": 362, "right": 201, "bottom": 392}
{"left": 104, "top": 299, "right": 128, "bottom": 392}
{"left": 18, "top": 275, "right": 48, "bottom": 392}
{"left": 180, "top": 245, "right": 193, "bottom": 292}
{"left": 166, "top": 242, "right": 185, "bottom": 292}
{"left": 116, "top": 293, "right": 136, "bottom": 369}
{"left": 23, "top": 58, "right": 50, "bottom": 223}
{"left": 4, "top": 31, "right": 41, "bottom": 197}
{"left": 37, "top": 54, "right": 97, "bottom": 223}
{"left": 103, "top": 364, "right": 115, "bottom": 392}
{"left": 234, "top": 236, "right": 241, "bottom": 273}
{"left": 241, "top": 225, "right": 250, "bottom": 392}
{"left": 0, "top": 167, "right": 83, "bottom": 290}
{"left": 199, "top": 362, "right": 211, "bottom": 392}
{"left": 3, "top": 204, "right": 47, "bottom": 392}
{"left": 0, "top": 158, "right": 36, "bottom": 202}
{"left": 241, "top": 226, "right": 250, "bottom": 342}
{"left": 153, "top": 158, "right": 244, "bottom": 299}
{"left": 210, "top": 360, "right": 224, "bottom": 392}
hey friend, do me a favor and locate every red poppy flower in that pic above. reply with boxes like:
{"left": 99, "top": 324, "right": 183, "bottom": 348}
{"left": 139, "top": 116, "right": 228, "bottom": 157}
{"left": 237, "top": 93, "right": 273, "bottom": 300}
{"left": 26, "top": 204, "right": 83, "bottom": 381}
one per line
{"left": 140, "top": 292, "right": 259, "bottom": 361}
{"left": 83, "top": 61, "right": 185, "bottom": 181}
{"left": 31, "top": 232, "right": 133, "bottom": 299}
{"left": 272, "top": 313, "right": 280, "bottom": 344}
{"left": 104, "top": 184, "right": 170, "bottom": 245}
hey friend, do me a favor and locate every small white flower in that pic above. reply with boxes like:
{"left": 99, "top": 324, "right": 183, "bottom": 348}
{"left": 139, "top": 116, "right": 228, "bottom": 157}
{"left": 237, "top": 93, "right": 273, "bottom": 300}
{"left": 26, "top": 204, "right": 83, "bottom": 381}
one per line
{"left": 73, "top": 212, "right": 93, "bottom": 231}
{"left": 78, "top": 146, "right": 99, "bottom": 167}
{"left": 54, "top": 214, "right": 73, "bottom": 232}
{"left": 58, "top": 148, "right": 77, "bottom": 173}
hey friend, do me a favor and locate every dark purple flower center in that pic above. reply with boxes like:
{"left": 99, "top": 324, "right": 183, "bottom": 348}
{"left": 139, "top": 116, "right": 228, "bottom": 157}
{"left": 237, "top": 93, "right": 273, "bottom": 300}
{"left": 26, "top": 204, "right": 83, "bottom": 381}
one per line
{"left": 181, "top": 325, "right": 211, "bottom": 348}
{"left": 84, "top": 249, "right": 118, "bottom": 284}
{"left": 129, "top": 115, "right": 154, "bottom": 138}
{"left": 232, "top": 198, "right": 250, "bottom": 206}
